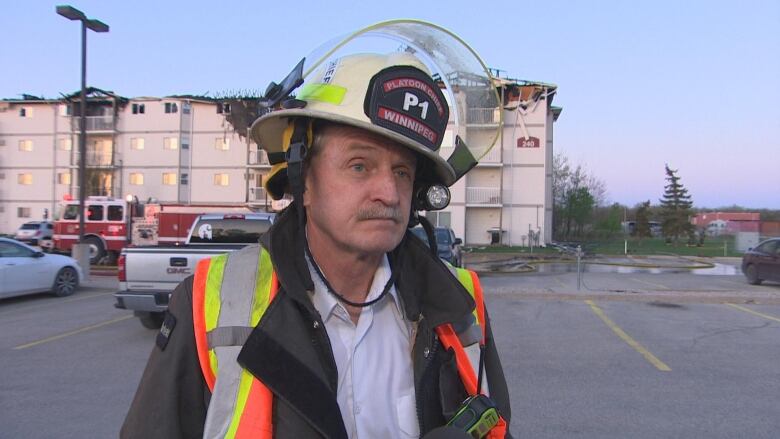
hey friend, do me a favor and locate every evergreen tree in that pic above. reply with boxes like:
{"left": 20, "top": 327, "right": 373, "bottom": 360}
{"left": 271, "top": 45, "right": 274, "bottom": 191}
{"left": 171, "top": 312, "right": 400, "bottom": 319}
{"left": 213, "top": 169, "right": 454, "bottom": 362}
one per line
{"left": 659, "top": 165, "right": 694, "bottom": 245}
{"left": 634, "top": 200, "right": 652, "bottom": 241}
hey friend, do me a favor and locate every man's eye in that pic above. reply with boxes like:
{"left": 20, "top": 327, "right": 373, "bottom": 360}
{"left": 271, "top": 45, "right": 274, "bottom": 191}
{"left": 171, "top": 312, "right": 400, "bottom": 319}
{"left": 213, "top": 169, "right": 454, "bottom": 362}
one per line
{"left": 351, "top": 163, "right": 365, "bottom": 172}
{"left": 395, "top": 169, "right": 412, "bottom": 179}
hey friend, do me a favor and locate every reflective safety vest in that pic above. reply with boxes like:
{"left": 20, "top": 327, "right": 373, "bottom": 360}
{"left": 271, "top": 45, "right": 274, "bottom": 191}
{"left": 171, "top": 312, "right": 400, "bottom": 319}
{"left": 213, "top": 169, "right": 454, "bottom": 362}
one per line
{"left": 193, "top": 244, "right": 506, "bottom": 438}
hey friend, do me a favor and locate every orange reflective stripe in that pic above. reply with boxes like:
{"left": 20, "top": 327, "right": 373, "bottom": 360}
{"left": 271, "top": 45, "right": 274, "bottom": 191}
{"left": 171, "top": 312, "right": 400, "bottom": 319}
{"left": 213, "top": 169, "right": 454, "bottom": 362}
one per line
{"left": 469, "top": 270, "right": 486, "bottom": 342}
{"left": 436, "top": 323, "right": 479, "bottom": 396}
{"left": 234, "top": 378, "right": 273, "bottom": 439}
{"left": 487, "top": 418, "right": 507, "bottom": 438}
{"left": 193, "top": 258, "right": 216, "bottom": 391}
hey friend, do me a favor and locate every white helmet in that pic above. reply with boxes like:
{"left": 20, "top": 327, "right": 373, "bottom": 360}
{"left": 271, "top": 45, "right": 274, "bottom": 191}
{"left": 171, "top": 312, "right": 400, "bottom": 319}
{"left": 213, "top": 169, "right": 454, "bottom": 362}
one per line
{"left": 249, "top": 20, "right": 501, "bottom": 207}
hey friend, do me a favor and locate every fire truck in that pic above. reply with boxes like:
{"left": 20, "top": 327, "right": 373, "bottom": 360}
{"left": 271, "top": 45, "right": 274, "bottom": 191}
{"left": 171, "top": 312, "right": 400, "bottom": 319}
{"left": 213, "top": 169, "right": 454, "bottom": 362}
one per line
{"left": 52, "top": 196, "right": 253, "bottom": 264}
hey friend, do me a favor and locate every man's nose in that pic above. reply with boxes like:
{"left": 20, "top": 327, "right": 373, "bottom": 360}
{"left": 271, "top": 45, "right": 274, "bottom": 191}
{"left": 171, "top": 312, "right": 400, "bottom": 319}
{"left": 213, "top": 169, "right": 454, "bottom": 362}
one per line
{"left": 371, "top": 167, "right": 401, "bottom": 206}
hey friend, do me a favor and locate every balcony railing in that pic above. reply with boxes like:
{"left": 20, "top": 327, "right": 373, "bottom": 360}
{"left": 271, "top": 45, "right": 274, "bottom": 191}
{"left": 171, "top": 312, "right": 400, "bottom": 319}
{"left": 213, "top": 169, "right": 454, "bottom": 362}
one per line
{"left": 466, "top": 187, "right": 502, "bottom": 205}
{"left": 248, "top": 150, "right": 270, "bottom": 166}
{"left": 71, "top": 116, "right": 114, "bottom": 132}
{"left": 479, "top": 146, "right": 502, "bottom": 164}
{"left": 73, "top": 150, "right": 117, "bottom": 167}
{"left": 467, "top": 108, "right": 501, "bottom": 125}
{"left": 248, "top": 186, "right": 269, "bottom": 203}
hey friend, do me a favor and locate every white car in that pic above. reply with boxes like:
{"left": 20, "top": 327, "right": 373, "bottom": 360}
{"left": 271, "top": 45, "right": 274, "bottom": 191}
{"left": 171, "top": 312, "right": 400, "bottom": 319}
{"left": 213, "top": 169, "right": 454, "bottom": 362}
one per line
{"left": 0, "top": 237, "right": 82, "bottom": 299}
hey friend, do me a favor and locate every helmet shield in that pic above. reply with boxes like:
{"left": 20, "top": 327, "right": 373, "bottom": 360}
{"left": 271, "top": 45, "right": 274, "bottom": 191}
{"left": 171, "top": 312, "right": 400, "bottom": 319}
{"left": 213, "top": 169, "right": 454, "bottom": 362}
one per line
{"left": 251, "top": 20, "right": 501, "bottom": 197}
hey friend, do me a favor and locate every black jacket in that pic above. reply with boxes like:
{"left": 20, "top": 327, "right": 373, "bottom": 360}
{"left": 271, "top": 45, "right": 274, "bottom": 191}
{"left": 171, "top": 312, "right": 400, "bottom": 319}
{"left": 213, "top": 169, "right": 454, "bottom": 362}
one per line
{"left": 122, "top": 207, "right": 511, "bottom": 438}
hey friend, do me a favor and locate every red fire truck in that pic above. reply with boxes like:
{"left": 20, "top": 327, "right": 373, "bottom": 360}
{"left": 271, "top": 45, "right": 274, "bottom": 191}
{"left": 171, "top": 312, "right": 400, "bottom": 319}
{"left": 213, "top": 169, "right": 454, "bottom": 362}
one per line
{"left": 52, "top": 196, "right": 252, "bottom": 264}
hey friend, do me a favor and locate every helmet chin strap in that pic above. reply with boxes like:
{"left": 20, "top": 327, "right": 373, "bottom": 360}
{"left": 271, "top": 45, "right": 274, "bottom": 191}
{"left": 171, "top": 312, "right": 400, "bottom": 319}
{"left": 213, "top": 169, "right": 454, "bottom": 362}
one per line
{"left": 285, "top": 118, "right": 310, "bottom": 228}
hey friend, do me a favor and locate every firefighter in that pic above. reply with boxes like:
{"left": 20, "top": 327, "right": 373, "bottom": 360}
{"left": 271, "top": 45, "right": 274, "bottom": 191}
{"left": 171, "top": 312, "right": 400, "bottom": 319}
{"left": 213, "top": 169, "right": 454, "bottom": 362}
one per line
{"left": 122, "top": 21, "right": 511, "bottom": 439}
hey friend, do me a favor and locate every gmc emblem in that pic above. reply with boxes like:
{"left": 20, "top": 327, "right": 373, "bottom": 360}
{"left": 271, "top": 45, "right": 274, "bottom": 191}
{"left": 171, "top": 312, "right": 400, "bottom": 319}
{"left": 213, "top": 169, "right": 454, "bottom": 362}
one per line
{"left": 167, "top": 267, "right": 192, "bottom": 275}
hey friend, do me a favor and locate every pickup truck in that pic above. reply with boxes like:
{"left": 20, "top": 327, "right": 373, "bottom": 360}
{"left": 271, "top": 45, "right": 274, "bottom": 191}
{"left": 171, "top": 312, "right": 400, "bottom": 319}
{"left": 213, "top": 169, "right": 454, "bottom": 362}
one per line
{"left": 114, "top": 212, "right": 275, "bottom": 328}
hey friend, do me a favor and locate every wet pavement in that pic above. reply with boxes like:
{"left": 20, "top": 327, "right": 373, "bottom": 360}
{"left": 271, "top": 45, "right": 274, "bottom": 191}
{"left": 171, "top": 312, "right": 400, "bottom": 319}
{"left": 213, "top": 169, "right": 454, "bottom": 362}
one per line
{"left": 465, "top": 253, "right": 780, "bottom": 305}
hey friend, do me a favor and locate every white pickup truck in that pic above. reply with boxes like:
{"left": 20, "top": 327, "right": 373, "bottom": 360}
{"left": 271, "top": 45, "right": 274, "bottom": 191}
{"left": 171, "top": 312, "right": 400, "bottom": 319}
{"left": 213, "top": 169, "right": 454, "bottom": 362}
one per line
{"left": 114, "top": 213, "right": 275, "bottom": 328}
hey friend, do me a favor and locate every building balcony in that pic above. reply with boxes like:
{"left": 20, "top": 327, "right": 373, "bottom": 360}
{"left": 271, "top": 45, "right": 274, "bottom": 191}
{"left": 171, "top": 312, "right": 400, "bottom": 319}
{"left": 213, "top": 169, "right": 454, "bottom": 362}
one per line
{"left": 466, "top": 187, "right": 502, "bottom": 206}
{"left": 467, "top": 108, "right": 501, "bottom": 126}
{"left": 73, "top": 150, "right": 119, "bottom": 168}
{"left": 71, "top": 116, "right": 115, "bottom": 132}
{"left": 478, "top": 146, "right": 502, "bottom": 166}
{"left": 248, "top": 150, "right": 271, "bottom": 167}
{"left": 248, "top": 186, "right": 270, "bottom": 204}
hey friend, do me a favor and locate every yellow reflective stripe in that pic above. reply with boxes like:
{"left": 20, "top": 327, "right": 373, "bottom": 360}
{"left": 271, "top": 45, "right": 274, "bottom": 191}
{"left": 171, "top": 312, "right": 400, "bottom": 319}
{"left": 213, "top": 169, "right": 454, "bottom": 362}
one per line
{"left": 251, "top": 249, "right": 274, "bottom": 326}
{"left": 225, "top": 369, "right": 256, "bottom": 439}
{"left": 298, "top": 83, "right": 347, "bottom": 105}
{"left": 455, "top": 267, "right": 479, "bottom": 323}
{"left": 205, "top": 254, "right": 227, "bottom": 375}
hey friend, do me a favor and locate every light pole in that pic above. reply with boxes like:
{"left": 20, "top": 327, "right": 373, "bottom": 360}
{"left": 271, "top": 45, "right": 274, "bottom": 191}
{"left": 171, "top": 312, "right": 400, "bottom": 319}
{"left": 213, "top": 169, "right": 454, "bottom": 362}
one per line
{"left": 56, "top": 5, "right": 108, "bottom": 275}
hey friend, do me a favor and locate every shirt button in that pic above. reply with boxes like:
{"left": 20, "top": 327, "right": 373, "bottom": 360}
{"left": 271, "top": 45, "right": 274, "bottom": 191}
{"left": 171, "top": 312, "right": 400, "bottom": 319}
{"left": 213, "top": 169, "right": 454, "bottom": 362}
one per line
{"left": 313, "top": 320, "right": 320, "bottom": 329}
{"left": 423, "top": 347, "right": 431, "bottom": 358}
{"left": 355, "top": 404, "right": 362, "bottom": 414}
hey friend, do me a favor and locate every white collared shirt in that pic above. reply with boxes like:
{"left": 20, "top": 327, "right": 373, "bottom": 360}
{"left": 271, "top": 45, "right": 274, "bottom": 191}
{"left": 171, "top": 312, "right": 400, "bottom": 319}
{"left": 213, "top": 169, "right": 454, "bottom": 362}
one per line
{"left": 308, "top": 255, "right": 420, "bottom": 439}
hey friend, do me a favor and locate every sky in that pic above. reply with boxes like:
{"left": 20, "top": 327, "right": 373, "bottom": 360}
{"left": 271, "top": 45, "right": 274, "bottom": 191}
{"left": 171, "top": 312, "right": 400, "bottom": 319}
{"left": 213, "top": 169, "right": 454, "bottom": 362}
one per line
{"left": 3, "top": 0, "right": 779, "bottom": 209}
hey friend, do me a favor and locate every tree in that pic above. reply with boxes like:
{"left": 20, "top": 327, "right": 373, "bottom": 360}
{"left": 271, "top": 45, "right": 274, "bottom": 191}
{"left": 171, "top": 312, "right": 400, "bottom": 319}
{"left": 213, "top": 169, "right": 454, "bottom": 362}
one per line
{"left": 659, "top": 164, "right": 694, "bottom": 245}
{"left": 634, "top": 200, "right": 652, "bottom": 242}
{"left": 552, "top": 152, "right": 607, "bottom": 240}
{"left": 594, "top": 203, "right": 623, "bottom": 239}
{"left": 566, "top": 186, "right": 595, "bottom": 237}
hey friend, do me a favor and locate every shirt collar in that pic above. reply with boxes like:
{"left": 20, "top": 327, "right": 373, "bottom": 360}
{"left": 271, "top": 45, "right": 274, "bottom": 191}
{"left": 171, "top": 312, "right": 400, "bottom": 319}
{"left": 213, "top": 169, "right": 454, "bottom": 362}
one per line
{"left": 307, "top": 254, "right": 402, "bottom": 322}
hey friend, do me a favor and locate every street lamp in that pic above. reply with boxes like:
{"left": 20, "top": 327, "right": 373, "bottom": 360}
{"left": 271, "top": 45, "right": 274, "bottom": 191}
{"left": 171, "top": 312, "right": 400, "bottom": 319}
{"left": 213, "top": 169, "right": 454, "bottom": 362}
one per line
{"left": 56, "top": 5, "right": 108, "bottom": 274}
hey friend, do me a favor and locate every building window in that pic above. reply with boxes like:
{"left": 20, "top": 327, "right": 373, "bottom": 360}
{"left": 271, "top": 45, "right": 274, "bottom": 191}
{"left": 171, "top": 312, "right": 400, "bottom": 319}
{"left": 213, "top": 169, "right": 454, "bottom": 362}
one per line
{"left": 180, "top": 173, "right": 189, "bottom": 185}
{"left": 217, "top": 102, "right": 231, "bottom": 114}
{"left": 181, "top": 140, "right": 189, "bottom": 150}
{"left": 130, "top": 137, "right": 145, "bottom": 150}
{"left": 164, "top": 102, "right": 178, "bottom": 114}
{"left": 18, "top": 207, "right": 31, "bottom": 218}
{"left": 59, "top": 138, "right": 72, "bottom": 150}
{"left": 129, "top": 173, "right": 144, "bottom": 185}
{"left": 59, "top": 105, "right": 72, "bottom": 116}
{"left": 58, "top": 172, "right": 71, "bottom": 185}
{"left": 215, "top": 137, "right": 230, "bottom": 150}
{"left": 213, "top": 173, "right": 229, "bottom": 186}
{"left": 18, "top": 173, "right": 33, "bottom": 185}
{"left": 19, "top": 107, "right": 33, "bottom": 117}
{"left": 19, "top": 140, "right": 33, "bottom": 151}
{"left": 162, "top": 173, "right": 177, "bottom": 185}
{"left": 132, "top": 103, "right": 145, "bottom": 114}
{"left": 163, "top": 137, "right": 179, "bottom": 150}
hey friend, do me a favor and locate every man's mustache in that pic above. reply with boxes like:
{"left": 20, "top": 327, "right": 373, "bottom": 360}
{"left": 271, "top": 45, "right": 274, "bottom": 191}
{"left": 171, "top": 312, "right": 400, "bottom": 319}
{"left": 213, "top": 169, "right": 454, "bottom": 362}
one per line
{"left": 356, "top": 205, "right": 403, "bottom": 222}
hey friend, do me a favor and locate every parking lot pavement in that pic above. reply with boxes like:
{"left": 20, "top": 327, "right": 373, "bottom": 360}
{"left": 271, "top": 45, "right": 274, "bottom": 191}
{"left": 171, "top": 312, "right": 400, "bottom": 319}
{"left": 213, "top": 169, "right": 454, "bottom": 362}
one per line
{"left": 2, "top": 269, "right": 778, "bottom": 438}
{"left": 479, "top": 266, "right": 780, "bottom": 304}
{"left": 488, "top": 296, "right": 780, "bottom": 439}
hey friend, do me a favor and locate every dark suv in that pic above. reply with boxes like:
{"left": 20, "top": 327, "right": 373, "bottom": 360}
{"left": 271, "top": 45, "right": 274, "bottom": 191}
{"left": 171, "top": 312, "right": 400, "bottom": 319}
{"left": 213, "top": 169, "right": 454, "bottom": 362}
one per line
{"left": 741, "top": 238, "right": 780, "bottom": 285}
{"left": 410, "top": 227, "right": 464, "bottom": 267}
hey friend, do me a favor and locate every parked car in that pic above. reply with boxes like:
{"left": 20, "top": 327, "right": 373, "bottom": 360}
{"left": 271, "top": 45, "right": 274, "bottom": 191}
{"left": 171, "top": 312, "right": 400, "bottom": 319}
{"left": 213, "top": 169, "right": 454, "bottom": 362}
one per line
{"left": 14, "top": 221, "right": 53, "bottom": 246}
{"left": 741, "top": 237, "right": 780, "bottom": 285}
{"left": 410, "top": 226, "right": 464, "bottom": 267}
{"left": 0, "top": 237, "right": 82, "bottom": 299}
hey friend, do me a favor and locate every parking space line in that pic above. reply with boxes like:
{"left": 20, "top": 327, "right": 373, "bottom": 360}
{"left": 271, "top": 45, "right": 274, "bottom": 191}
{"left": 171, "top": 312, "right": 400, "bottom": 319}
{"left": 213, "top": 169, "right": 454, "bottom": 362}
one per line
{"left": 726, "top": 304, "right": 780, "bottom": 323}
{"left": 0, "top": 291, "right": 114, "bottom": 317}
{"left": 585, "top": 300, "right": 672, "bottom": 372}
{"left": 628, "top": 277, "right": 669, "bottom": 290}
{"left": 12, "top": 315, "right": 134, "bottom": 350}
